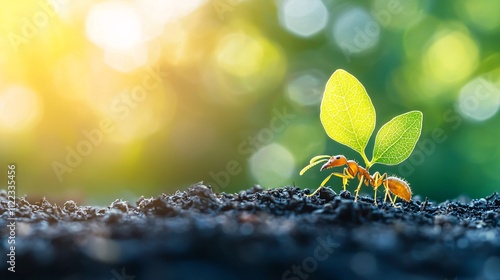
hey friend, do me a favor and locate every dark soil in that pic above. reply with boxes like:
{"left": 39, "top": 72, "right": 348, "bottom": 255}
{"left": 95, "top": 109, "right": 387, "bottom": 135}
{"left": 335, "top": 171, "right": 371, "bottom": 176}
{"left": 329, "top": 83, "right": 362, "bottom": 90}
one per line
{"left": 1, "top": 183, "right": 500, "bottom": 280}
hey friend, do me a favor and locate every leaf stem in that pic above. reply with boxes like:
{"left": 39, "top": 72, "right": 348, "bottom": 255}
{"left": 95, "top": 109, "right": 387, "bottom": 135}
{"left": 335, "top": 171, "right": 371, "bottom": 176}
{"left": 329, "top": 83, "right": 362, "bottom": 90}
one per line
{"left": 360, "top": 152, "right": 371, "bottom": 169}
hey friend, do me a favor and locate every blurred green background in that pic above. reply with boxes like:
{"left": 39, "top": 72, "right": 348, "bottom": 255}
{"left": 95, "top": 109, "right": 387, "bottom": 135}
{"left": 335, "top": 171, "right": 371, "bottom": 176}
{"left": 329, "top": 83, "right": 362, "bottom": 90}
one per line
{"left": 1, "top": 0, "right": 500, "bottom": 205}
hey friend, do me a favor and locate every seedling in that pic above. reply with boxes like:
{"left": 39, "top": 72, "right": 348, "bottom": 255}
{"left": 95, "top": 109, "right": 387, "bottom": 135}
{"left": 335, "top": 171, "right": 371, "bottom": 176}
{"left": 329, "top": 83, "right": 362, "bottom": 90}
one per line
{"left": 300, "top": 69, "right": 423, "bottom": 206}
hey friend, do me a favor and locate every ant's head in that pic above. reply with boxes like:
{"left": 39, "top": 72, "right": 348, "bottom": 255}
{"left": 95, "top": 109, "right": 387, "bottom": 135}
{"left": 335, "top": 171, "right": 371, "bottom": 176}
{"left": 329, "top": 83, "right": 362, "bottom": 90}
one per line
{"left": 320, "top": 155, "right": 347, "bottom": 171}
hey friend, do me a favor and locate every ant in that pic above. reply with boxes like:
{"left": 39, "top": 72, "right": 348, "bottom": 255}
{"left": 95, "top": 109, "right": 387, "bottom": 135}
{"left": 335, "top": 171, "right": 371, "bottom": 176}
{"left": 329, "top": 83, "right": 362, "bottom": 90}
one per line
{"left": 299, "top": 155, "right": 412, "bottom": 207}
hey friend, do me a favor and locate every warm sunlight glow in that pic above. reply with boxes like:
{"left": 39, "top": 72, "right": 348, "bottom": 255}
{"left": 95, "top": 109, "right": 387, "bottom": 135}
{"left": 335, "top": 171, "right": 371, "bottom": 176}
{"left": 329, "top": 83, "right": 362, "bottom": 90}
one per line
{"left": 104, "top": 44, "right": 149, "bottom": 73}
{"left": 85, "top": 1, "right": 143, "bottom": 52}
{"left": 135, "top": 0, "right": 207, "bottom": 25}
{"left": 0, "top": 85, "right": 42, "bottom": 130}
{"left": 216, "top": 32, "right": 264, "bottom": 78}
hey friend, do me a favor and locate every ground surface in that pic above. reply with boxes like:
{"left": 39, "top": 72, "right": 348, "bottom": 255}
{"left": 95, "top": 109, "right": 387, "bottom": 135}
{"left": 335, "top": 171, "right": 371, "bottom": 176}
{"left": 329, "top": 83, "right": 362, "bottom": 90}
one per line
{"left": 1, "top": 183, "right": 500, "bottom": 280}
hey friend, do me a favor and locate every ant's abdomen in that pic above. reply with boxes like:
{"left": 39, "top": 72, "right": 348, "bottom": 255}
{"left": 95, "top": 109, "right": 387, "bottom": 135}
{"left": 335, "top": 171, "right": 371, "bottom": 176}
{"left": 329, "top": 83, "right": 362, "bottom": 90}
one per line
{"left": 387, "top": 177, "right": 412, "bottom": 201}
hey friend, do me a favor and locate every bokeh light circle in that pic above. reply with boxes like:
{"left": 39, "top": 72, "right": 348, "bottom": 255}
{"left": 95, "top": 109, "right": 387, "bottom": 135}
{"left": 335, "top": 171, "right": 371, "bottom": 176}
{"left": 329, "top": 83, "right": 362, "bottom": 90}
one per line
{"left": 286, "top": 70, "right": 325, "bottom": 106}
{"left": 85, "top": 0, "right": 143, "bottom": 52}
{"left": 372, "top": 0, "right": 427, "bottom": 30}
{"left": 249, "top": 143, "right": 295, "bottom": 188}
{"left": 456, "top": 0, "right": 500, "bottom": 32}
{"left": 0, "top": 85, "right": 43, "bottom": 130}
{"left": 332, "top": 7, "right": 380, "bottom": 56}
{"left": 216, "top": 32, "right": 264, "bottom": 78}
{"left": 209, "top": 27, "right": 286, "bottom": 104}
{"left": 423, "top": 30, "right": 479, "bottom": 85}
{"left": 279, "top": 121, "right": 327, "bottom": 163}
{"left": 278, "top": 0, "right": 329, "bottom": 37}
{"left": 457, "top": 77, "right": 500, "bottom": 122}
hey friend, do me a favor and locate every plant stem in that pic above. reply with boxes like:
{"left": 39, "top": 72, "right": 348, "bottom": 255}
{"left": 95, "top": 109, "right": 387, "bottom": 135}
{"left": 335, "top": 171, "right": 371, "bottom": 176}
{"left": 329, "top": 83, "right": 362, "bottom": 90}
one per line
{"left": 361, "top": 152, "right": 370, "bottom": 169}
{"left": 366, "top": 161, "right": 373, "bottom": 170}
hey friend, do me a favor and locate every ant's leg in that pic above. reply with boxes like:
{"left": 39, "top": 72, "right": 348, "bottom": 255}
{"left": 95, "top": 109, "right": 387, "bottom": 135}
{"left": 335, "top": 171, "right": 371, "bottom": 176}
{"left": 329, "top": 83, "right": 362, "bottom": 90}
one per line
{"left": 371, "top": 172, "right": 386, "bottom": 205}
{"left": 379, "top": 173, "right": 398, "bottom": 207}
{"left": 383, "top": 180, "right": 400, "bottom": 208}
{"left": 306, "top": 172, "right": 335, "bottom": 197}
{"left": 392, "top": 195, "right": 399, "bottom": 205}
{"left": 383, "top": 183, "right": 391, "bottom": 203}
{"left": 342, "top": 168, "right": 350, "bottom": 190}
{"left": 353, "top": 179, "right": 364, "bottom": 202}
{"left": 320, "top": 172, "right": 335, "bottom": 188}
{"left": 306, "top": 186, "right": 322, "bottom": 197}
{"left": 306, "top": 187, "right": 321, "bottom": 197}
{"left": 371, "top": 172, "right": 382, "bottom": 206}
{"left": 332, "top": 168, "right": 352, "bottom": 191}
{"left": 386, "top": 192, "right": 399, "bottom": 207}
{"left": 383, "top": 186, "right": 391, "bottom": 203}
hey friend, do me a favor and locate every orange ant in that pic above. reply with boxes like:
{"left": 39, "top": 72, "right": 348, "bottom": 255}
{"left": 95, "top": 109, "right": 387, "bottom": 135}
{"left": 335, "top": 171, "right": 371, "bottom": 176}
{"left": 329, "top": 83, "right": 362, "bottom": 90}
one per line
{"left": 299, "top": 155, "right": 412, "bottom": 207}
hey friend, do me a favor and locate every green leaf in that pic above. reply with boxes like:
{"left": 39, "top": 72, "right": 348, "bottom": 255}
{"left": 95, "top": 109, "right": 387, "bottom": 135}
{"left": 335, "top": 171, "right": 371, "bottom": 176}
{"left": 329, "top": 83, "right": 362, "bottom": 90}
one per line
{"left": 320, "top": 69, "right": 376, "bottom": 158}
{"left": 371, "top": 111, "right": 423, "bottom": 165}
